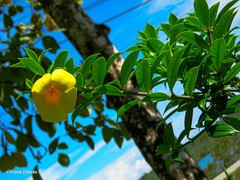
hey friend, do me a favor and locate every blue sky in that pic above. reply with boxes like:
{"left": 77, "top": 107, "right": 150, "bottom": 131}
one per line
{"left": 1, "top": 0, "right": 240, "bottom": 180}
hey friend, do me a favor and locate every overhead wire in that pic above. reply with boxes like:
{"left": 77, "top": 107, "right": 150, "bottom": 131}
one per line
{"left": 0, "top": 0, "right": 154, "bottom": 50}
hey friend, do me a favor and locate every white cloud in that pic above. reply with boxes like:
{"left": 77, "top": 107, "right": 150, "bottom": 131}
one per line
{"left": 87, "top": 146, "right": 151, "bottom": 180}
{"left": 27, "top": 141, "right": 105, "bottom": 180}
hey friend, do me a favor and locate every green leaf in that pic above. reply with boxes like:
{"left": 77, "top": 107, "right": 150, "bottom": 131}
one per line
{"left": 25, "top": 79, "right": 33, "bottom": 89}
{"left": 142, "top": 92, "right": 169, "bottom": 102}
{"left": 194, "top": 0, "right": 210, "bottom": 27}
{"left": 178, "top": 31, "right": 208, "bottom": 49}
{"left": 184, "top": 108, "right": 193, "bottom": 136}
{"left": 156, "top": 144, "right": 170, "bottom": 155}
{"left": 121, "top": 51, "right": 139, "bottom": 87}
{"left": 223, "top": 117, "right": 240, "bottom": 131}
{"left": 94, "top": 84, "right": 122, "bottom": 96}
{"left": 10, "top": 62, "right": 26, "bottom": 68}
{"left": 92, "top": 57, "right": 106, "bottom": 85}
{"left": 4, "top": 131, "right": 15, "bottom": 144}
{"left": 151, "top": 50, "right": 168, "bottom": 77}
{"left": 227, "top": 96, "right": 240, "bottom": 108}
{"left": 48, "top": 137, "right": 59, "bottom": 154}
{"left": 117, "top": 99, "right": 141, "bottom": 120}
{"left": 32, "top": 166, "right": 42, "bottom": 180}
{"left": 81, "top": 53, "right": 99, "bottom": 78}
{"left": 164, "top": 123, "right": 175, "bottom": 147}
{"left": 106, "top": 52, "right": 122, "bottom": 71}
{"left": 42, "top": 36, "right": 60, "bottom": 53}
{"left": 102, "top": 126, "right": 113, "bottom": 143}
{"left": 210, "top": 38, "right": 227, "bottom": 70}
{"left": 169, "top": 13, "right": 178, "bottom": 25}
{"left": 58, "top": 153, "right": 70, "bottom": 166}
{"left": 167, "top": 48, "right": 185, "bottom": 93}
{"left": 38, "top": 49, "right": 50, "bottom": 63}
{"left": 112, "top": 130, "right": 123, "bottom": 148}
{"left": 76, "top": 72, "right": 84, "bottom": 90}
{"left": 136, "top": 60, "right": 151, "bottom": 91}
{"left": 4, "top": 14, "right": 13, "bottom": 28}
{"left": 85, "top": 136, "right": 94, "bottom": 150}
{"left": 19, "top": 57, "right": 45, "bottom": 76}
{"left": 35, "top": 114, "right": 56, "bottom": 137}
{"left": 12, "top": 151, "right": 27, "bottom": 167}
{"left": 214, "top": 8, "right": 237, "bottom": 39}
{"left": 184, "top": 66, "right": 199, "bottom": 96}
{"left": 58, "top": 142, "right": 68, "bottom": 149}
{"left": 16, "top": 133, "right": 28, "bottom": 152}
{"left": 144, "top": 23, "right": 157, "bottom": 38}
{"left": 72, "top": 97, "right": 94, "bottom": 122}
{"left": 118, "top": 122, "right": 131, "bottom": 140}
{"left": 215, "top": 0, "right": 238, "bottom": 24}
{"left": 209, "top": 2, "right": 220, "bottom": 27}
{"left": 207, "top": 124, "right": 238, "bottom": 138}
{"left": 65, "top": 57, "right": 74, "bottom": 74}
{"left": 25, "top": 48, "right": 38, "bottom": 61}
{"left": 52, "top": 50, "right": 69, "bottom": 70}
{"left": 224, "top": 62, "right": 240, "bottom": 83}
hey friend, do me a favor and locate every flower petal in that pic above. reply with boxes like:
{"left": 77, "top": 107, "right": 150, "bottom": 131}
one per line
{"left": 51, "top": 69, "right": 76, "bottom": 90}
{"left": 31, "top": 74, "right": 51, "bottom": 94}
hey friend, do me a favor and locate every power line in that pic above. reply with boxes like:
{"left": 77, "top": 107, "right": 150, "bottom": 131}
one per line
{"left": 84, "top": 0, "right": 111, "bottom": 11}
{"left": 0, "top": 0, "right": 154, "bottom": 49}
{"left": 101, "top": 0, "right": 153, "bottom": 24}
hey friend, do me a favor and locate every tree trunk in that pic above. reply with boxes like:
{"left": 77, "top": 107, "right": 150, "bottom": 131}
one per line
{"left": 39, "top": 0, "right": 208, "bottom": 179}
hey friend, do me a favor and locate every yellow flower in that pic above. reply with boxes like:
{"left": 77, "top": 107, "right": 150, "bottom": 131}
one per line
{"left": 31, "top": 69, "right": 77, "bottom": 122}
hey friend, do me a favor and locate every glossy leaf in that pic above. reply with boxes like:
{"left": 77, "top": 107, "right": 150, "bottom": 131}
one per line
{"left": 120, "top": 50, "right": 139, "bottom": 87}
{"left": 184, "top": 66, "right": 199, "bottom": 96}
{"left": 76, "top": 72, "right": 84, "bottom": 90}
{"left": 52, "top": 50, "right": 69, "bottom": 70}
{"left": 227, "top": 95, "right": 240, "bottom": 108}
{"left": 215, "top": 0, "right": 238, "bottom": 24}
{"left": 94, "top": 84, "right": 122, "bottom": 96}
{"left": 81, "top": 53, "right": 99, "bottom": 78}
{"left": 156, "top": 144, "right": 170, "bottom": 155}
{"left": 178, "top": 31, "right": 208, "bottom": 49}
{"left": 142, "top": 92, "right": 169, "bottom": 102}
{"left": 210, "top": 38, "right": 227, "bottom": 70}
{"left": 207, "top": 124, "right": 238, "bottom": 138}
{"left": 224, "top": 62, "right": 240, "bottom": 83}
{"left": 58, "top": 142, "right": 68, "bottom": 149}
{"left": 65, "top": 57, "right": 74, "bottom": 74}
{"left": 194, "top": 0, "right": 210, "bottom": 27}
{"left": 38, "top": 49, "right": 50, "bottom": 63}
{"left": 136, "top": 60, "right": 151, "bottom": 91}
{"left": 106, "top": 52, "right": 122, "bottom": 71}
{"left": 117, "top": 99, "right": 141, "bottom": 120}
{"left": 10, "top": 62, "right": 26, "bottom": 68}
{"left": 223, "top": 117, "right": 240, "bottom": 131}
{"left": 214, "top": 9, "right": 236, "bottom": 39}
{"left": 92, "top": 57, "right": 106, "bottom": 85}
{"left": 144, "top": 23, "right": 157, "bottom": 38}
{"left": 25, "top": 79, "right": 33, "bottom": 89}
{"left": 19, "top": 57, "right": 45, "bottom": 76}
{"left": 209, "top": 2, "right": 220, "bottom": 27}
{"left": 167, "top": 48, "right": 185, "bottom": 93}
{"left": 25, "top": 48, "right": 38, "bottom": 61}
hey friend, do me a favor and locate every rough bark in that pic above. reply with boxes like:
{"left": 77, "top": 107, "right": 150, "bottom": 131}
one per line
{"left": 39, "top": 0, "right": 208, "bottom": 179}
